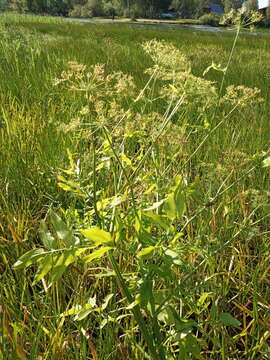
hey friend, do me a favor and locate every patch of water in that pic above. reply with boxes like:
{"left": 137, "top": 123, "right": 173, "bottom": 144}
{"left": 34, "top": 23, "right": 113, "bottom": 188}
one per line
{"left": 67, "top": 18, "right": 270, "bottom": 36}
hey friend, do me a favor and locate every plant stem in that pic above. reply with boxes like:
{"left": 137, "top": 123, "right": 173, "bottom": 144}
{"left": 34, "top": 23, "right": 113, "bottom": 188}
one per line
{"left": 108, "top": 253, "right": 160, "bottom": 359}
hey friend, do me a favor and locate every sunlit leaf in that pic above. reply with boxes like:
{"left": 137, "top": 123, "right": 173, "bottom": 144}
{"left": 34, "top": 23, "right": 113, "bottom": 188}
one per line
{"left": 83, "top": 246, "right": 112, "bottom": 263}
{"left": 39, "top": 220, "right": 57, "bottom": 250}
{"left": 164, "top": 248, "right": 182, "bottom": 265}
{"left": 262, "top": 156, "right": 270, "bottom": 168}
{"left": 75, "top": 306, "right": 93, "bottom": 321}
{"left": 49, "top": 211, "right": 74, "bottom": 246}
{"left": 81, "top": 227, "right": 112, "bottom": 245}
{"left": 143, "top": 184, "right": 157, "bottom": 195}
{"left": 120, "top": 153, "right": 132, "bottom": 166}
{"left": 164, "top": 176, "right": 185, "bottom": 220}
{"left": 109, "top": 195, "right": 126, "bottom": 208}
{"left": 12, "top": 249, "right": 45, "bottom": 270}
{"left": 144, "top": 199, "right": 166, "bottom": 212}
{"left": 49, "top": 249, "right": 76, "bottom": 284}
{"left": 33, "top": 254, "right": 55, "bottom": 284}
{"left": 61, "top": 305, "right": 82, "bottom": 317}
{"left": 102, "top": 293, "right": 114, "bottom": 310}
{"left": 197, "top": 292, "right": 212, "bottom": 307}
{"left": 137, "top": 246, "right": 156, "bottom": 258}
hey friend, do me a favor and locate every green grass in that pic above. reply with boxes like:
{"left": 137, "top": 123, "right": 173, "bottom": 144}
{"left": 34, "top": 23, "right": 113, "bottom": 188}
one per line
{"left": 0, "top": 13, "right": 270, "bottom": 360}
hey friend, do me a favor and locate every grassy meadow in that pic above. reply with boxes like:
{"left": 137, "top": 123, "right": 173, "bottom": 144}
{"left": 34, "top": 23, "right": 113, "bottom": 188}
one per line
{"left": 0, "top": 13, "right": 270, "bottom": 359}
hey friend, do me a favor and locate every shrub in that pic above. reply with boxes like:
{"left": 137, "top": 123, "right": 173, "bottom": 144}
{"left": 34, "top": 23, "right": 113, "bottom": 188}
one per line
{"left": 199, "top": 13, "right": 221, "bottom": 27}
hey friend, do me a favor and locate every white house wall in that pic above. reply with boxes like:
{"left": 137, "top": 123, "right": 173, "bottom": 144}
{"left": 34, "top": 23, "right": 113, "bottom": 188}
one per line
{"left": 259, "top": 0, "right": 270, "bottom": 9}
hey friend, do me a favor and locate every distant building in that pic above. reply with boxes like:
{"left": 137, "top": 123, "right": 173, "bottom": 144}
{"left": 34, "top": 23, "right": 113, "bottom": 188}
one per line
{"left": 258, "top": 0, "right": 270, "bottom": 10}
{"left": 203, "top": 3, "right": 224, "bottom": 14}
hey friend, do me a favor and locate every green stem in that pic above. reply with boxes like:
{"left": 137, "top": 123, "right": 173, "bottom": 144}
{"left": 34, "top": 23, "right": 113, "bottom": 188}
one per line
{"left": 149, "top": 278, "right": 166, "bottom": 360}
{"left": 108, "top": 253, "right": 159, "bottom": 359}
{"left": 102, "top": 126, "right": 139, "bottom": 221}
{"left": 92, "top": 135, "right": 102, "bottom": 227}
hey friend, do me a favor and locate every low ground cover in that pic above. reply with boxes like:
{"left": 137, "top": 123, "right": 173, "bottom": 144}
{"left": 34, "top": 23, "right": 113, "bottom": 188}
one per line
{"left": 90, "top": 17, "right": 201, "bottom": 25}
{"left": 0, "top": 13, "right": 269, "bottom": 359}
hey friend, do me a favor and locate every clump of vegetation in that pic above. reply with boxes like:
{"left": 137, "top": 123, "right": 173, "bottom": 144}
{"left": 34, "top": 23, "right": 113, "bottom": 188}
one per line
{"left": 261, "top": 6, "right": 270, "bottom": 27}
{"left": 0, "top": 13, "right": 270, "bottom": 360}
{"left": 199, "top": 13, "right": 221, "bottom": 27}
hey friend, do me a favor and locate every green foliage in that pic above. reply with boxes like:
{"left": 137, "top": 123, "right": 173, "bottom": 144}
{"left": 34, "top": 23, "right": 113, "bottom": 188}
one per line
{"left": 199, "top": 13, "right": 221, "bottom": 26}
{"left": 0, "top": 0, "right": 255, "bottom": 20}
{"left": 0, "top": 14, "right": 270, "bottom": 360}
{"left": 246, "top": 0, "right": 259, "bottom": 11}
{"left": 13, "top": 210, "right": 114, "bottom": 287}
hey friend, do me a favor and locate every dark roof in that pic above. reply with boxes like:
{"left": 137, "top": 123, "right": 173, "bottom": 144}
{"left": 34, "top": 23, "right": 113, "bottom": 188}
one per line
{"left": 205, "top": 3, "right": 224, "bottom": 14}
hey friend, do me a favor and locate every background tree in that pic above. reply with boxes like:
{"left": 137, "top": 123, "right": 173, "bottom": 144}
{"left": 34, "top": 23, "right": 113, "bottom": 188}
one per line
{"left": 265, "top": 4, "right": 270, "bottom": 26}
{"left": 224, "top": 0, "right": 234, "bottom": 12}
{"left": 172, "top": 0, "right": 196, "bottom": 18}
{"left": 246, "top": 0, "right": 259, "bottom": 11}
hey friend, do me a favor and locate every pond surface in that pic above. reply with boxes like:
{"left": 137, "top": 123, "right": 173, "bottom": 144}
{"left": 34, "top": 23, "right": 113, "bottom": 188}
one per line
{"left": 68, "top": 18, "right": 270, "bottom": 37}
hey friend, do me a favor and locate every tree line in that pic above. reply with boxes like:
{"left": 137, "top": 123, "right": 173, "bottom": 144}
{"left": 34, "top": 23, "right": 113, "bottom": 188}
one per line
{"left": 0, "top": 0, "right": 259, "bottom": 18}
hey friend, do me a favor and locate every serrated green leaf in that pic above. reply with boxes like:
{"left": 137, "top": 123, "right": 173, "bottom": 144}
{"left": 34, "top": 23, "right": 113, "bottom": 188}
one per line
{"left": 174, "top": 190, "right": 185, "bottom": 218}
{"left": 13, "top": 248, "right": 45, "bottom": 270}
{"left": 83, "top": 246, "right": 112, "bottom": 263}
{"left": 81, "top": 228, "right": 112, "bottom": 245}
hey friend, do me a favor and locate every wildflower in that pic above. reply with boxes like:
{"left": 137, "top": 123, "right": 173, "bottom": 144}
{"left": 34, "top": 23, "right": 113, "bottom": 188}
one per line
{"left": 68, "top": 61, "right": 86, "bottom": 73}
{"left": 221, "top": 9, "right": 263, "bottom": 29}
{"left": 57, "top": 118, "right": 81, "bottom": 134}
{"left": 143, "top": 39, "right": 218, "bottom": 110}
{"left": 223, "top": 85, "right": 264, "bottom": 108}
{"left": 80, "top": 106, "right": 90, "bottom": 116}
